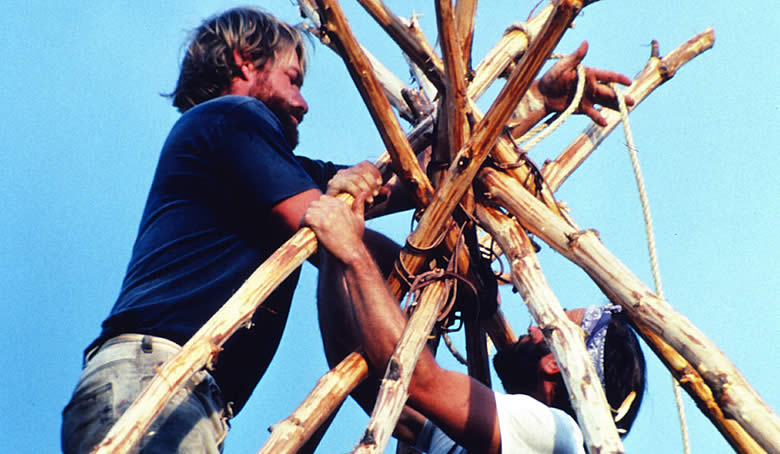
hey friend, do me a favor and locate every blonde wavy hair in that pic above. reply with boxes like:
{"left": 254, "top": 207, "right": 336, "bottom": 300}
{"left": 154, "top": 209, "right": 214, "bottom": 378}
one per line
{"left": 167, "top": 7, "right": 307, "bottom": 113}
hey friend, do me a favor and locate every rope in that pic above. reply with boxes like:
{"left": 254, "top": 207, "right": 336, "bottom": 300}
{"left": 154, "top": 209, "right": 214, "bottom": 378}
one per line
{"left": 517, "top": 57, "right": 586, "bottom": 152}
{"left": 611, "top": 83, "right": 691, "bottom": 454}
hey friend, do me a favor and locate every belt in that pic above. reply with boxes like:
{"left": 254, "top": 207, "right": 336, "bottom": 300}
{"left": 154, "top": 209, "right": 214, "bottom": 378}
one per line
{"left": 84, "top": 333, "right": 182, "bottom": 368}
{"left": 82, "top": 333, "right": 232, "bottom": 419}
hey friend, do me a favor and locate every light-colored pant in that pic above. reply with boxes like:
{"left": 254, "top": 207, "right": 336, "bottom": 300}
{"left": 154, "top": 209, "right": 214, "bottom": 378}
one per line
{"left": 62, "top": 334, "right": 229, "bottom": 453}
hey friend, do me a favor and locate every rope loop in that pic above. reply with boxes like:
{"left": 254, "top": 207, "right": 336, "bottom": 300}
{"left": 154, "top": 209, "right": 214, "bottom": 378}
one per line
{"left": 402, "top": 267, "right": 479, "bottom": 324}
{"left": 519, "top": 60, "right": 586, "bottom": 152}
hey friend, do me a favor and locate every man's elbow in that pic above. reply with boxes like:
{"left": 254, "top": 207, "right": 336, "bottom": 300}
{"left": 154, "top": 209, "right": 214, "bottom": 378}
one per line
{"left": 407, "top": 355, "right": 445, "bottom": 403}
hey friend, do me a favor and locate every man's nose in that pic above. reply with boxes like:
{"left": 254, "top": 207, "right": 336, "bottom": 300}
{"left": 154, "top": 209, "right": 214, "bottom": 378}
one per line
{"left": 528, "top": 326, "right": 545, "bottom": 343}
{"left": 293, "top": 92, "right": 308, "bottom": 117}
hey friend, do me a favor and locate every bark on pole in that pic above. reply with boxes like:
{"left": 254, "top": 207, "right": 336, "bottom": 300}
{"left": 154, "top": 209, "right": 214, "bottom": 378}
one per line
{"left": 259, "top": 352, "right": 369, "bottom": 454}
{"left": 480, "top": 167, "right": 780, "bottom": 453}
{"left": 477, "top": 204, "right": 625, "bottom": 453}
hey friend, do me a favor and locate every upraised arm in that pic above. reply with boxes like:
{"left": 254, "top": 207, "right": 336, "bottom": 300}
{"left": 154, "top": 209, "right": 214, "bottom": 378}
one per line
{"left": 511, "top": 40, "right": 635, "bottom": 138}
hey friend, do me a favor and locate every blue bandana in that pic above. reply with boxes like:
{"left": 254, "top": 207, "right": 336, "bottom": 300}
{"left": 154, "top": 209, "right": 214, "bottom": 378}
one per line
{"left": 581, "top": 304, "right": 622, "bottom": 387}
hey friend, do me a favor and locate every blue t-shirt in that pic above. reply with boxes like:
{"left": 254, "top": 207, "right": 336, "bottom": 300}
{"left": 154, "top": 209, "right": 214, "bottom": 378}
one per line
{"left": 94, "top": 95, "right": 343, "bottom": 413}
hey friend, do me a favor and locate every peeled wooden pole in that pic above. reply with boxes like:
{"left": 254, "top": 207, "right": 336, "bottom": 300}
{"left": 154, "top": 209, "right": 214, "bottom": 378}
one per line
{"left": 518, "top": 28, "right": 765, "bottom": 453}
{"left": 469, "top": 3, "right": 553, "bottom": 100}
{"left": 485, "top": 31, "right": 716, "bottom": 230}
{"left": 299, "top": 0, "right": 418, "bottom": 123}
{"left": 368, "top": 8, "right": 586, "bottom": 444}
{"left": 454, "top": 0, "right": 478, "bottom": 70}
{"left": 477, "top": 204, "right": 624, "bottom": 453}
{"left": 259, "top": 352, "right": 369, "bottom": 454}
{"left": 355, "top": 0, "right": 445, "bottom": 91}
{"left": 92, "top": 181, "right": 371, "bottom": 453}
{"left": 93, "top": 227, "right": 319, "bottom": 453}
{"left": 353, "top": 280, "right": 451, "bottom": 454}
{"left": 630, "top": 322, "right": 767, "bottom": 454}
{"left": 313, "top": 0, "right": 434, "bottom": 209}
{"left": 435, "top": 0, "right": 470, "bottom": 159}
{"left": 480, "top": 167, "right": 780, "bottom": 453}
{"left": 468, "top": 99, "right": 572, "bottom": 221}
{"left": 308, "top": 0, "right": 482, "bottom": 297}
{"left": 356, "top": 3, "right": 586, "bottom": 451}
{"left": 367, "top": 12, "right": 586, "bottom": 441}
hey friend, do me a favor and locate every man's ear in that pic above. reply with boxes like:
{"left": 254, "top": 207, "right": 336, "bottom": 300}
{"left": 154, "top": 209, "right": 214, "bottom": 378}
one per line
{"left": 539, "top": 353, "right": 560, "bottom": 376}
{"left": 232, "top": 50, "right": 252, "bottom": 80}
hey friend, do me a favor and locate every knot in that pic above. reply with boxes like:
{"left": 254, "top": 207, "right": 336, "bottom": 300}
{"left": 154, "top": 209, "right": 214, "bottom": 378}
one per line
{"left": 403, "top": 268, "right": 479, "bottom": 325}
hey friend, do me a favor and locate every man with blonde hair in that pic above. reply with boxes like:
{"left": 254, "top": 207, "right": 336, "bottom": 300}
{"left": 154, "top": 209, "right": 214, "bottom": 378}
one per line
{"left": 61, "top": 7, "right": 366, "bottom": 453}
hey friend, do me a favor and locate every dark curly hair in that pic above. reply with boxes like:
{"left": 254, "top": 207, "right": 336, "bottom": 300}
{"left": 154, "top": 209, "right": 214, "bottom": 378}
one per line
{"left": 493, "top": 313, "right": 646, "bottom": 436}
{"left": 166, "top": 7, "right": 307, "bottom": 113}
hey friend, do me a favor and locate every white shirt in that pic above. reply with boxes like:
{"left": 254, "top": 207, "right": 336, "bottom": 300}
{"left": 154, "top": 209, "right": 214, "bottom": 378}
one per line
{"left": 414, "top": 392, "right": 585, "bottom": 454}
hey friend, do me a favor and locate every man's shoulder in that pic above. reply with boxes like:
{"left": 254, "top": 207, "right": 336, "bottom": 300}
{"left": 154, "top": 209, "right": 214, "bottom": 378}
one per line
{"left": 175, "top": 95, "right": 284, "bottom": 144}
{"left": 189, "top": 95, "right": 274, "bottom": 120}
{"left": 494, "top": 392, "right": 585, "bottom": 454}
{"left": 494, "top": 392, "right": 577, "bottom": 427}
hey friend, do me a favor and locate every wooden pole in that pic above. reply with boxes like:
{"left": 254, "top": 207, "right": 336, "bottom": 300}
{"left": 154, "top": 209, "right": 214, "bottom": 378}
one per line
{"left": 92, "top": 211, "right": 324, "bottom": 454}
{"left": 259, "top": 352, "right": 369, "bottom": 454}
{"left": 469, "top": 3, "right": 554, "bottom": 100}
{"left": 388, "top": 0, "right": 584, "bottom": 298}
{"left": 477, "top": 204, "right": 625, "bottom": 453}
{"left": 355, "top": 0, "right": 445, "bottom": 91}
{"left": 313, "top": 0, "right": 434, "bottom": 208}
{"left": 435, "top": 0, "right": 470, "bottom": 160}
{"left": 356, "top": 5, "right": 587, "bottom": 452}
{"left": 91, "top": 183, "right": 369, "bottom": 453}
{"left": 630, "top": 323, "right": 767, "bottom": 454}
{"left": 454, "top": 0, "right": 478, "bottom": 70}
{"left": 353, "top": 280, "right": 451, "bottom": 454}
{"left": 480, "top": 167, "right": 780, "bottom": 453}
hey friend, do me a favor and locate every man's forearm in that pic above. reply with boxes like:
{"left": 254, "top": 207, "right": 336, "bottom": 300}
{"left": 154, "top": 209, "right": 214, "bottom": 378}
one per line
{"left": 339, "top": 246, "right": 409, "bottom": 370}
{"left": 509, "top": 81, "right": 550, "bottom": 138}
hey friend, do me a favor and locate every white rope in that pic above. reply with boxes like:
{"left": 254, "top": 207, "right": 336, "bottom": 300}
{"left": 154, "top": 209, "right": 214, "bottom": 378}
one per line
{"left": 516, "top": 56, "right": 586, "bottom": 151}
{"left": 611, "top": 83, "right": 691, "bottom": 454}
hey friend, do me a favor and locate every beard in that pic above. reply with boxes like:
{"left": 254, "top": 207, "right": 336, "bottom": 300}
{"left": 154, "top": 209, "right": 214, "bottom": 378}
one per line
{"left": 263, "top": 100, "right": 300, "bottom": 149}
{"left": 274, "top": 110, "right": 300, "bottom": 149}
{"left": 282, "top": 122, "right": 299, "bottom": 148}
{"left": 495, "top": 335, "right": 550, "bottom": 397}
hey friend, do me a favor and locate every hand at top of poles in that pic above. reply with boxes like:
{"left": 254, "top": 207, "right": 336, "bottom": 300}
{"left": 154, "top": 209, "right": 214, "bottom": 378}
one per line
{"left": 537, "top": 41, "right": 635, "bottom": 126}
{"left": 326, "top": 160, "right": 384, "bottom": 206}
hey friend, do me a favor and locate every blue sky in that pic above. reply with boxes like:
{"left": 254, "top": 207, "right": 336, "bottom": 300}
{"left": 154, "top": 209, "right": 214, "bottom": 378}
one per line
{"left": 1, "top": 1, "right": 777, "bottom": 453}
